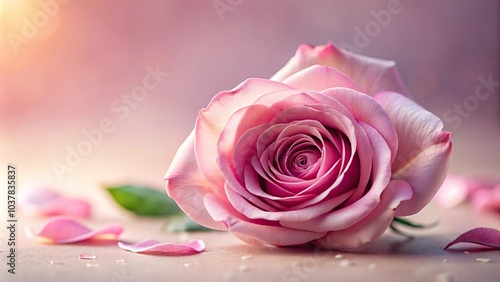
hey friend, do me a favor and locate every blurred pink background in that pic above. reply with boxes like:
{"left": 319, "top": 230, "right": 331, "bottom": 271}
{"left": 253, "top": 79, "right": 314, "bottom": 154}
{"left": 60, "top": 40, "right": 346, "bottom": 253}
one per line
{"left": 1, "top": 0, "right": 498, "bottom": 215}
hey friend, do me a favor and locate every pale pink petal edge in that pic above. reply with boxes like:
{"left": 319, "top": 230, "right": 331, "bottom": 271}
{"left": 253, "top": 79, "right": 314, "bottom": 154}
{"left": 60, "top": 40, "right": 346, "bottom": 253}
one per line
{"left": 25, "top": 216, "right": 123, "bottom": 244}
{"left": 20, "top": 187, "right": 92, "bottom": 218}
{"left": 118, "top": 239, "right": 205, "bottom": 254}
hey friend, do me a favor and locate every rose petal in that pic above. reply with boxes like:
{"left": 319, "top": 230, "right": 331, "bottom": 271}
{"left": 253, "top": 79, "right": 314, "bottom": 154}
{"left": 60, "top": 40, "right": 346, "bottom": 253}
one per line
{"left": 19, "top": 186, "right": 91, "bottom": 218}
{"left": 471, "top": 185, "right": 500, "bottom": 214}
{"left": 118, "top": 239, "right": 205, "bottom": 255}
{"left": 444, "top": 227, "right": 500, "bottom": 250}
{"left": 204, "top": 193, "right": 326, "bottom": 246}
{"left": 165, "top": 130, "right": 227, "bottom": 230}
{"left": 434, "top": 174, "right": 470, "bottom": 209}
{"left": 225, "top": 184, "right": 355, "bottom": 222}
{"left": 196, "top": 79, "right": 293, "bottom": 189}
{"left": 25, "top": 216, "right": 123, "bottom": 244}
{"left": 314, "top": 179, "right": 413, "bottom": 250}
{"left": 271, "top": 43, "right": 410, "bottom": 96}
{"left": 218, "top": 102, "right": 368, "bottom": 218}
{"left": 374, "top": 91, "right": 452, "bottom": 216}
{"left": 280, "top": 122, "right": 393, "bottom": 232}
{"left": 19, "top": 185, "right": 60, "bottom": 203}
{"left": 321, "top": 87, "right": 398, "bottom": 161}
{"left": 282, "top": 65, "right": 363, "bottom": 93}
{"left": 216, "top": 92, "right": 365, "bottom": 214}
{"left": 217, "top": 103, "right": 282, "bottom": 184}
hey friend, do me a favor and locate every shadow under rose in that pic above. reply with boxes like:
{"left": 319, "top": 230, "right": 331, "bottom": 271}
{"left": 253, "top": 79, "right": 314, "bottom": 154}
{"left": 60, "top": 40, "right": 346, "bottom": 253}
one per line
{"left": 215, "top": 232, "right": 480, "bottom": 258}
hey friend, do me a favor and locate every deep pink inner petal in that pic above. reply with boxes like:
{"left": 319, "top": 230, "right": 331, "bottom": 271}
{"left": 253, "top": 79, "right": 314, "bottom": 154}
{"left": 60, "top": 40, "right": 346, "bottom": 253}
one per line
{"left": 216, "top": 90, "right": 387, "bottom": 222}
{"left": 241, "top": 110, "right": 362, "bottom": 211}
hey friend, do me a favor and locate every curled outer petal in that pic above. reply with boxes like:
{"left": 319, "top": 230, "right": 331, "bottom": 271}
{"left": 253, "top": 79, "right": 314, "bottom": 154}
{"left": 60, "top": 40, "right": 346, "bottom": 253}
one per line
{"left": 374, "top": 92, "right": 452, "bottom": 216}
{"left": 271, "top": 42, "right": 410, "bottom": 97}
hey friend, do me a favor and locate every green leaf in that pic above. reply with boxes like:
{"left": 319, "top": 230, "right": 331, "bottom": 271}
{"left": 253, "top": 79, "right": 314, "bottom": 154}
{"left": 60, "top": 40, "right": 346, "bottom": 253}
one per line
{"left": 389, "top": 223, "right": 414, "bottom": 238}
{"left": 392, "top": 217, "right": 439, "bottom": 229}
{"left": 106, "top": 185, "right": 182, "bottom": 217}
{"left": 162, "top": 214, "right": 213, "bottom": 233}
{"left": 389, "top": 217, "right": 439, "bottom": 238}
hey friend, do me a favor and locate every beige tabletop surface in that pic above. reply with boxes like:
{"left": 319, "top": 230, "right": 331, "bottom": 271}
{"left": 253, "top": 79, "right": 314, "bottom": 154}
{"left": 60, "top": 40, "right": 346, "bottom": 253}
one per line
{"left": 2, "top": 201, "right": 499, "bottom": 282}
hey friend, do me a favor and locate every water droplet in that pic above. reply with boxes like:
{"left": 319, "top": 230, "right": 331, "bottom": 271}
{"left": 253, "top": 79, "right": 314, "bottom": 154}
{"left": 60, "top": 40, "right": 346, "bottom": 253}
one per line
{"left": 49, "top": 260, "right": 65, "bottom": 265}
{"left": 476, "top": 258, "right": 491, "bottom": 263}
{"left": 86, "top": 263, "right": 100, "bottom": 268}
{"left": 79, "top": 253, "right": 97, "bottom": 260}
{"left": 435, "top": 273, "right": 456, "bottom": 282}
{"left": 184, "top": 262, "right": 194, "bottom": 268}
{"left": 340, "top": 259, "right": 354, "bottom": 267}
{"left": 442, "top": 259, "right": 449, "bottom": 263}
{"left": 239, "top": 264, "right": 249, "bottom": 272}
{"left": 335, "top": 254, "right": 344, "bottom": 259}
{"left": 368, "top": 263, "right": 376, "bottom": 269}
{"left": 115, "top": 259, "right": 125, "bottom": 264}
{"left": 241, "top": 255, "right": 253, "bottom": 260}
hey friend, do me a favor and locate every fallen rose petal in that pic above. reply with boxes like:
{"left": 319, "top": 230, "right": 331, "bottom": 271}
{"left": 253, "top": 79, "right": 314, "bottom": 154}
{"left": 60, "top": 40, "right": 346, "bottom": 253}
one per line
{"left": 444, "top": 227, "right": 500, "bottom": 250}
{"left": 19, "top": 186, "right": 91, "bottom": 218}
{"left": 435, "top": 174, "right": 470, "bottom": 209}
{"left": 118, "top": 239, "right": 205, "bottom": 255}
{"left": 471, "top": 184, "right": 500, "bottom": 214}
{"left": 25, "top": 216, "right": 123, "bottom": 244}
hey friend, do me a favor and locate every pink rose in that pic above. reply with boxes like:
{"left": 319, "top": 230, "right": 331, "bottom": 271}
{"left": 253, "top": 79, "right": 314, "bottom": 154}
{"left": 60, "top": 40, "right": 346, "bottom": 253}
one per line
{"left": 165, "top": 43, "right": 452, "bottom": 249}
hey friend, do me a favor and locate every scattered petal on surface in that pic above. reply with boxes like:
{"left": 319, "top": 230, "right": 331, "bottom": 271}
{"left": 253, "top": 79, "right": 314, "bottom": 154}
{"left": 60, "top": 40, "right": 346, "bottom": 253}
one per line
{"left": 19, "top": 186, "right": 91, "bottom": 218}
{"left": 118, "top": 239, "right": 205, "bottom": 255}
{"left": 444, "top": 227, "right": 500, "bottom": 250}
{"left": 25, "top": 216, "right": 123, "bottom": 244}
{"left": 435, "top": 174, "right": 470, "bottom": 209}
{"left": 471, "top": 184, "right": 500, "bottom": 214}
{"left": 435, "top": 174, "right": 500, "bottom": 216}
